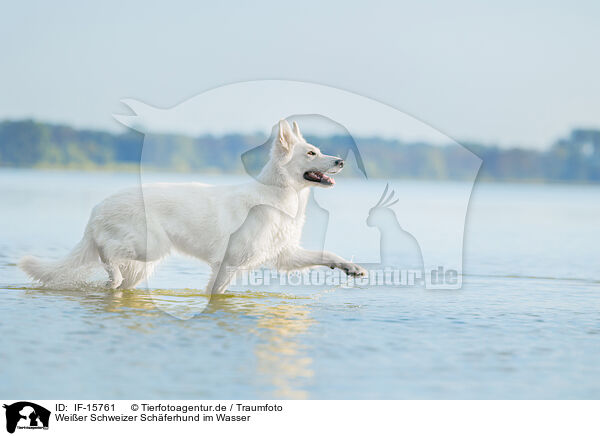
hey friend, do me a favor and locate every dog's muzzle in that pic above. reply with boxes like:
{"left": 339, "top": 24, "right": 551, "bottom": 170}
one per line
{"left": 303, "top": 158, "right": 344, "bottom": 186}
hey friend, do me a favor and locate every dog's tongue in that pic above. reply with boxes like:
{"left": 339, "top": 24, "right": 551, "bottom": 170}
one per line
{"left": 305, "top": 170, "right": 335, "bottom": 185}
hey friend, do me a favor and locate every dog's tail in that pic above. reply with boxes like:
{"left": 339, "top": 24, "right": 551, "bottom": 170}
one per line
{"left": 18, "top": 230, "right": 99, "bottom": 286}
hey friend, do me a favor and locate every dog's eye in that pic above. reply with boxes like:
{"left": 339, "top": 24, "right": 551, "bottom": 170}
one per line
{"left": 307, "top": 151, "right": 316, "bottom": 156}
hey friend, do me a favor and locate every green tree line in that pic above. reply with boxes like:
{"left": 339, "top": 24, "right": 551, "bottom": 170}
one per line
{"left": 0, "top": 119, "right": 599, "bottom": 182}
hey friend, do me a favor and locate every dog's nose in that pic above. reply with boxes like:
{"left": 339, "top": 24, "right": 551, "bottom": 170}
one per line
{"left": 335, "top": 159, "right": 344, "bottom": 168}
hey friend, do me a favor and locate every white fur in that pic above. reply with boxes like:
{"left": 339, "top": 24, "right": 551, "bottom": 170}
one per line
{"left": 19, "top": 120, "right": 366, "bottom": 293}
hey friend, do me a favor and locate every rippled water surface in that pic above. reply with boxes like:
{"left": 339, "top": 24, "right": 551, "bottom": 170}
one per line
{"left": 1, "top": 169, "right": 599, "bottom": 399}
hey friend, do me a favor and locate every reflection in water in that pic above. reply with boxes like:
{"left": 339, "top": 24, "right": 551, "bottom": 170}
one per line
{"left": 19, "top": 285, "right": 316, "bottom": 399}
{"left": 253, "top": 304, "right": 314, "bottom": 399}
{"left": 206, "top": 294, "right": 316, "bottom": 399}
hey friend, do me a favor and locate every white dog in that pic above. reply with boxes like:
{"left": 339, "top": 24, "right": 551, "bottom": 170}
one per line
{"left": 19, "top": 120, "right": 366, "bottom": 293}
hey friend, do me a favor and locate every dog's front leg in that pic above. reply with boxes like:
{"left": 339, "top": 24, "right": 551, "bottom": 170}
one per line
{"left": 207, "top": 262, "right": 238, "bottom": 295}
{"left": 277, "top": 248, "right": 367, "bottom": 277}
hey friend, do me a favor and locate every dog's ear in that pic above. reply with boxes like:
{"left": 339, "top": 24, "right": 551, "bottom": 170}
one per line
{"left": 276, "top": 119, "right": 295, "bottom": 152}
{"left": 292, "top": 121, "right": 305, "bottom": 142}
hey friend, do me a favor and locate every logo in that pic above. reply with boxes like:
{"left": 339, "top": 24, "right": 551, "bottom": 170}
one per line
{"left": 3, "top": 402, "right": 50, "bottom": 434}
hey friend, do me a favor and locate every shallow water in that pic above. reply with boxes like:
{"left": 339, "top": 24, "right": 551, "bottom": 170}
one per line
{"left": 1, "top": 169, "right": 599, "bottom": 399}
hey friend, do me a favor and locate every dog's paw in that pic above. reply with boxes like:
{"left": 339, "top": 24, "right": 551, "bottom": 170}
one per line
{"left": 105, "top": 277, "right": 123, "bottom": 290}
{"left": 339, "top": 263, "right": 367, "bottom": 278}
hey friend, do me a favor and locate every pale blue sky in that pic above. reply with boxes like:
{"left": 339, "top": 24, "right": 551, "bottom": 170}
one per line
{"left": 1, "top": 0, "right": 599, "bottom": 148}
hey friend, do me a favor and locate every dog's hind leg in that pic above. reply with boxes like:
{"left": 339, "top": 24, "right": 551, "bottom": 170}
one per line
{"left": 97, "top": 246, "right": 124, "bottom": 289}
{"left": 96, "top": 235, "right": 151, "bottom": 289}
{"left": 117, "top": 261, "right": 157, "bottom": 289}
{"left": 104, "top": 262, "right": 123, "bottom": 289}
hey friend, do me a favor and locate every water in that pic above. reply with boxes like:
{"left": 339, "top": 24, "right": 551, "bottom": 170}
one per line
{"left": 0, "top": 168, "right": 599, "bottom": 399}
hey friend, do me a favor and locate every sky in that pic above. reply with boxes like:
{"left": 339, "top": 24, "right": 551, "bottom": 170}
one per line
{"left": 1, "top": 0, "right": 599, "bottom": 149}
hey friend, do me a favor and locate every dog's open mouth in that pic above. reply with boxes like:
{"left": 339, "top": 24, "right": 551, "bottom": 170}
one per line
{"left": 303, "top": 170, "right": 335, "bottom": 186}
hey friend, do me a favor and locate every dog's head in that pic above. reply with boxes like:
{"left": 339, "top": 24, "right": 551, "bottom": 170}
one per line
{"left": 270, "top": 119, "right": 344, "bottom": 189}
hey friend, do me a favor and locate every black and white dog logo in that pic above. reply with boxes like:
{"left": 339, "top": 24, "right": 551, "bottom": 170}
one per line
{"left": 3, "top": 402, "right": 50, "bottom": 434}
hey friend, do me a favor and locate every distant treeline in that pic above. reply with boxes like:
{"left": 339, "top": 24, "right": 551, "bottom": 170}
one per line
{"left": 1, "top": 119, "right": 599, "bottom": 182}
